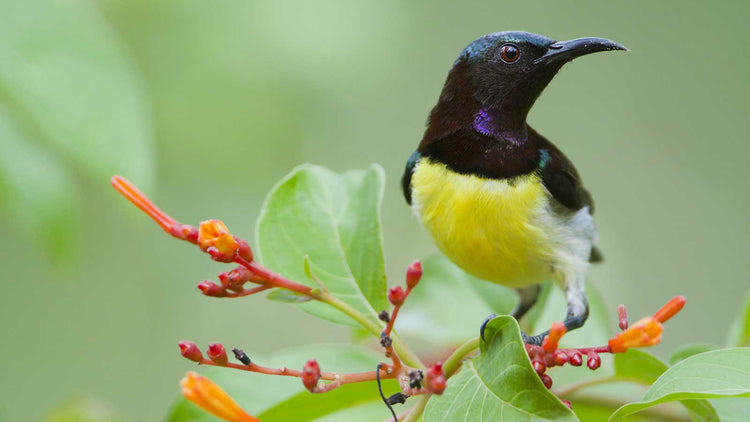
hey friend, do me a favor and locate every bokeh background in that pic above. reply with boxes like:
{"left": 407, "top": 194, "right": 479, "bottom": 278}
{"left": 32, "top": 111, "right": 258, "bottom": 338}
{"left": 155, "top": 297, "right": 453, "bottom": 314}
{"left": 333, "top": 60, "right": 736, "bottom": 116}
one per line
{"left": 0, "top": 1, "right": 747, "bottom": 421}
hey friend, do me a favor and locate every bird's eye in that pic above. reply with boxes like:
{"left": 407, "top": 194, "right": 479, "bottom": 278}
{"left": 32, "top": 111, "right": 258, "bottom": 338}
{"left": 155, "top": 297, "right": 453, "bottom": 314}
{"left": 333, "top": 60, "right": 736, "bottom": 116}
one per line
{"left": 499, "top": 44, "right": 520, "bottom": 63}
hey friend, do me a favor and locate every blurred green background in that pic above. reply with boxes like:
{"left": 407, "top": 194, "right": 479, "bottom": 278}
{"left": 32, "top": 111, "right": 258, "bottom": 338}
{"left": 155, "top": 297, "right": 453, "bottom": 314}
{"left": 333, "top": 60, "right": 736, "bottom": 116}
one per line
{"left": 0, "top": 0, "right": 747, "bottom": 421}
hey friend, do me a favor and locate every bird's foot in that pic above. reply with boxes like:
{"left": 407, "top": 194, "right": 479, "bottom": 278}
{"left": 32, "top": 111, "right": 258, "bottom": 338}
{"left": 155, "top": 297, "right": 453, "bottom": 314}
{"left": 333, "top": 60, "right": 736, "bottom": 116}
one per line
{"left": 480, "top": 313, "right": 547, "bottom": 346}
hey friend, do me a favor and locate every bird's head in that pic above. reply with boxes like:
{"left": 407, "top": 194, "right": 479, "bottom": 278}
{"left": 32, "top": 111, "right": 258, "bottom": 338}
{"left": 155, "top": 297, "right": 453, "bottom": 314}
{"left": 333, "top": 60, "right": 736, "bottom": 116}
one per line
{"left": 460, "top": 31, "right": 626, "bottom": 112}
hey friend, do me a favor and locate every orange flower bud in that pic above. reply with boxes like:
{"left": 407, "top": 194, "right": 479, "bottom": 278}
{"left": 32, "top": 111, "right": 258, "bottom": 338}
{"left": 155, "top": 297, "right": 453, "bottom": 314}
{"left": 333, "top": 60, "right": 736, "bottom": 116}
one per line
{"left": 653, "top": 296, "right": 686, "bottom": 323}
{"left": 542, "top": 322, "right": 566, "bottom": 353}
{"left": 180, "top": 372, "right": 260, "bottom": 422}
{"left": 198, "top": 220, "right": 240, "bottom": 262}
{"left": 608, "top": 316, "right": 664, "bottom": 353}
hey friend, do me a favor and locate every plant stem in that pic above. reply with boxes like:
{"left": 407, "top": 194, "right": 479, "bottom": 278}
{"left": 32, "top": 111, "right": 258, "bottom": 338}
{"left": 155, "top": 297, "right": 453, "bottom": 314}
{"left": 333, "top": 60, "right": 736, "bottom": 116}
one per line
{"left": 402, "top": 394, "right": 430, "bottom": 422}
{"left": 323, "top": 294, "right": 424, "bottom": 368}
{"left": 442, "top": 337, "right": 480, "bottom": 378}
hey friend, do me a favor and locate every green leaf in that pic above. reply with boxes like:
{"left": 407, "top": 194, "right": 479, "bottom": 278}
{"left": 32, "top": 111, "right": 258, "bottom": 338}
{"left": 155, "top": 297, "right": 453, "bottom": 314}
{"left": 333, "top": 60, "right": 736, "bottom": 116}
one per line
{"left": 670, "top": 344, "right": 720, "bottom": 365}
{"left": 614, "top": 349, "right": 718, "bottom": 421}
{"left": 256, "top": 164, "right": 388, "bottom": 327}
{"left": 424, "top": 316, "right": 577, "bottom": 421}
{"left": 727, "top": 291, "right": 750, "bottom": 347}
{"left": 614, "top": 349, "right": 669, "bottom": 385}
{"left": 41, "top": 398, "right": 123, "bottom": 422}
{"left": 397, "top": 254, "right": 515, "bottom": 347}
{"left": 165, "top": 344, "right": 386, "bottom": 422}
{"left": 609, "top": 348, "right": 750, "bottom": 421}
{"left": 710, "top": 397, "right": 750, "bottom": 422}
{"left": 0, "top": 107, "right": 78, "bottom": 260}
{"left": 0, "top": 0, "right": 154, "bottom": 189}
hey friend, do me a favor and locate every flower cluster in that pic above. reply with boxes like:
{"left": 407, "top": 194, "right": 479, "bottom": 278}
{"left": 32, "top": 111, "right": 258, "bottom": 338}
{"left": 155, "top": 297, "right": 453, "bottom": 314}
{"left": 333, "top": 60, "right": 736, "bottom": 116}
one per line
{"left": 525, "top": 296, "right": 686, "bottom": 395}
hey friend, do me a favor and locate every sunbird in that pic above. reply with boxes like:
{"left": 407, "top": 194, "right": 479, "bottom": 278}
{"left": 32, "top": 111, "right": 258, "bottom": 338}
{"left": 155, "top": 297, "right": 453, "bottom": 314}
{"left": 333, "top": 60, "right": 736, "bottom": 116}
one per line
{"left": 402, "top": 31, "right": 626, "bottom": 344}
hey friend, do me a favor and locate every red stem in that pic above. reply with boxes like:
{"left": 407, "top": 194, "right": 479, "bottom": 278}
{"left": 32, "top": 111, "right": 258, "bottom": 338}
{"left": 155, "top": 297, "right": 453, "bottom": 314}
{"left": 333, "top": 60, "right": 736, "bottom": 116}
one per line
{"left": 199, "top": 359, "right": 395, "bottom": 384}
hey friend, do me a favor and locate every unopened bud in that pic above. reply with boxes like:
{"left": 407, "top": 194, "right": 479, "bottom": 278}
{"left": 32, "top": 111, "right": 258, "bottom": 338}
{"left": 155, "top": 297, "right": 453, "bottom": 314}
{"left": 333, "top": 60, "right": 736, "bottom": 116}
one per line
{"left": 388, "top": 286, "right": 406, "bottom": 306}
{"left": 553, "top": 351, "right": 568, "bottom": 365}
{"left": 179, "top": 341, "right": 203, "bottom": 362}
{"left": 540, "top": 374, "right": 553, "bottom": 389}
{"left": 562, "top": 400, "right": 572, "bottom": 409}
{"left": 406, "top": 261, "right": 422, "bottom": 289}
{"left": 198, "top": 281, "right": 226, "bottom": 297}
{"left": 569, "top": 352, "right": 583, "bottom": 366}
{"left": 425, "top": 363, "right": 446, "bottom": 394}
{"left": 207, "top": 343, "right": 228, "bottom": 365}
{"left": 587, "top": 352, "right": 601, "bottom": 370}
{"left": 532, "top": 360, "right": 546, "bottom": 375}
{"left": 302, "top": 359, "right": 321, "bottom": 392}
{"left": 236, "top": 239, "right": 253, "bottom": 262}
{"left": 618, "top": 304, "right": 629, "bottom": 331}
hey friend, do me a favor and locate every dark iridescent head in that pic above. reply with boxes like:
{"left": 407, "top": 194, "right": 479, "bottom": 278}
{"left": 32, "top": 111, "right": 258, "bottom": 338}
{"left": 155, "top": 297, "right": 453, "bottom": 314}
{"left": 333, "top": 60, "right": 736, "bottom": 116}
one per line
{"left": 457, "top": 31, "right": 626, "bottom": 124}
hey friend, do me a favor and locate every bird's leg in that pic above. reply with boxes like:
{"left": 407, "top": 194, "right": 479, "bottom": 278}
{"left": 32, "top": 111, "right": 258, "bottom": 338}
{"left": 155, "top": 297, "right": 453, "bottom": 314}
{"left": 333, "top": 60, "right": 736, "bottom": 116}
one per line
{"left": 480, "top": 285, "right": 541, "bottom": 341}
{"left": 522, "top": 281, "right": 589, "bottom": 346}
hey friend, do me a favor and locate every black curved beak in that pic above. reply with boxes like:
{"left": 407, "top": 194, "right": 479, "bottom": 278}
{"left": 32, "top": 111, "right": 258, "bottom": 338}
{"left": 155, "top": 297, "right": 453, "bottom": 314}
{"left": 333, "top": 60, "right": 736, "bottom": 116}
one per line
{"left": 534, "top": 37, "right": 628, "bottom": 65}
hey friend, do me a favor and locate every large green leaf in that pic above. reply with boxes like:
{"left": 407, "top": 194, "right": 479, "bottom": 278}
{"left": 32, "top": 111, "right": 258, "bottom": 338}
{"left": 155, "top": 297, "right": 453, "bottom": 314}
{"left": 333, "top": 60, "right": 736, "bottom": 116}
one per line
{"left": 424, "top": 316, "right": 577, "bottom": 421}
{"left": 165, "top": 344, "right": 388, "bottom": 422}
{"left": 609, "top": 348, "right": 750, "bottom": 421}
{"left": 726, "top": 291, "right": 750, "bottom": 347}
{"left": 0, "top": 107, "right": 77, "bottom": 260}
{"left": 397, "top": 254, "right": 515, "bottom": 348}
{"left": 614, "top": 349, "right": 718, "bottom": 421}
{"left": 669, "top": 344, "right": 720, "bottom": 365}
{"left": 256, "top": 164, "right": 389, "bottom": 327}
{"left": 0, "top": 0, "right": 154, "bottom": 189}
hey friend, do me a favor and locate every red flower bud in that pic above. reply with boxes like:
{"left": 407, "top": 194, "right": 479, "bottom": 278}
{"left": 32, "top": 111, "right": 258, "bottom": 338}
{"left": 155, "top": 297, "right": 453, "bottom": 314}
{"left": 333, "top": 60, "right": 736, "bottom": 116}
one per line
{"left": 207, "top": 343, "right": 228, "bottom": 365}
{"left": 532, "top": 360, "right": 546, "bottom": 375}
{"left": 406, "top": 261, "right": 422, "bottom": 289}
{"left": 425, "top": 363, "right": 446, "bottom": 395}
{"left": 540, "top": 374, "right": 553, "bottom": 389}
{"left": 587, "top": 352, "right": 601, "bottom": 370}
{"left": 301, "top": 359, "right": 321, "bottom": 392}
{"left": 179, "top": 341, "right": 203, "bottom": 362}
{"left": 553, "top": 351, "right": 568, "bottom": 365}
{"left": 388, "top": 286, "right": 406, "bottom": 306}
{"left": 562, "top": 400, "right": 572, "bottom": 409}
{"left": 198, "top": 281, "right": 227, "bottom": 297}
{"left": 569, "top": 352, "right": 583, "bottom": 366}
{"left": 236, "top": 239, "right": 253, "bottom": 262}
{"left": 618, "top": 304, "right": 629, "bottom": 331}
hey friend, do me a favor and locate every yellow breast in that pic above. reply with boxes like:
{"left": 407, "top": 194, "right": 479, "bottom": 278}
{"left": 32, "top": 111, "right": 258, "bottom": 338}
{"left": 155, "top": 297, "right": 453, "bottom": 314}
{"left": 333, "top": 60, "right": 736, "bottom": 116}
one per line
{"left": 411, "top": 158, "right": 554, "bottom": 287}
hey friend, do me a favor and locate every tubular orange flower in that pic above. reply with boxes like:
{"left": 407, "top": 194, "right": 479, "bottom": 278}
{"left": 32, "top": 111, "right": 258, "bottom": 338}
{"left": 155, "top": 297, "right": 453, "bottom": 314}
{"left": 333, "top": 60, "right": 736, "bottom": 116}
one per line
{"left": 653, "top": 295, "right": 686, "bottom": 323}
{"left": 198, "top": 220, "right": 240, "bottom": 262}
{"left": 542, "top": 322, "right": 566, "bottom": 353}
{"left": 608, "top": 316, "right": 663, "bottom": 353}
{"left": 180, "top": 372, "right": 260, "bottom": 422}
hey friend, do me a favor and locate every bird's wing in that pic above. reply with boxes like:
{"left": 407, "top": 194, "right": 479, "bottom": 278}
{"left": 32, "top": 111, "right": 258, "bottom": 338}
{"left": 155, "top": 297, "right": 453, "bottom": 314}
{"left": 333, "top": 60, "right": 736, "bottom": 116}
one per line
{"left": 532, "top": 128, "right": 603, "bottom": 263}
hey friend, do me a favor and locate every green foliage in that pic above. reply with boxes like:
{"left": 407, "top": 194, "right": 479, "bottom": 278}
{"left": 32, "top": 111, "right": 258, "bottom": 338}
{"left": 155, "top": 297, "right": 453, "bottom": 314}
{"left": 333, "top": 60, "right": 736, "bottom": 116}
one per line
{"left": 165, "top": 345, "right": 392, "bottom": 422}
{"left": 167, "top": 165, "right": 750, "bottom": 422}
{"left": 256, "top": 164, "right": 388, "bottom": 327}
{"left": 424, "top": 316, "right": 577, "bottom": 421}
{"left": 726, "top": 291, "right": 750, "bottom": 347}
{"left": 0, "top": 0, "right": 153, "bottom": 259}
{"left": 610, "top": 348, "right": 750, "bottom": 421}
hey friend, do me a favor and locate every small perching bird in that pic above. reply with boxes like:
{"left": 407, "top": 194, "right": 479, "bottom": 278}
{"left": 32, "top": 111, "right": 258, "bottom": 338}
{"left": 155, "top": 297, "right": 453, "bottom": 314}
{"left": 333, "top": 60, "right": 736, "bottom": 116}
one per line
{"left": 402, "top": 31, "right": 626, "bottom": 344}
